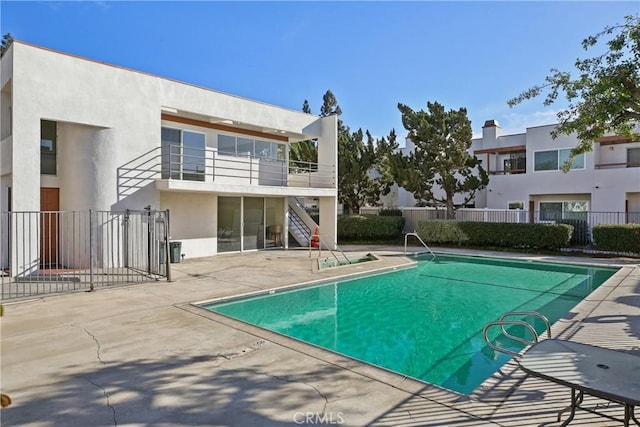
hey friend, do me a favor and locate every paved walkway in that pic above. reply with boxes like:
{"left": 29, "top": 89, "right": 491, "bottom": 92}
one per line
{"left": 1, "top": 247, "right": 638, "bottom": 426}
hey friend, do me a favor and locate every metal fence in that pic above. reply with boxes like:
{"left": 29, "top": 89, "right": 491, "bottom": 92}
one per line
{"left": 1, "top": 209, "right": 170, "bottom": 301}
{"left": 361, "top": 206, "right": 639, "bottom": 255}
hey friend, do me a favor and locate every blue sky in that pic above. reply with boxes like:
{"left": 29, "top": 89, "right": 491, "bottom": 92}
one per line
{"left": 2, "top": 1, "right": 639, "bottom": 142}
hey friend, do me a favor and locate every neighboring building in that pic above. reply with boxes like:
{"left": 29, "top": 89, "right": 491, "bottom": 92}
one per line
{"left": 379, "top": 120, "right": 640, "bottom": 220}
{"left": 1, "top": 41, "right": 338, "bottom": 271}
{"left": 474, "top": 120, "right": 640, "bottom": 220}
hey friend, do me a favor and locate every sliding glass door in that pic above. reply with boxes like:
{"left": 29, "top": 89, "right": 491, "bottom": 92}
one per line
{"left": 218, "top": 197, "right": 283, "bottom": 253}
{"left": 218, "top": 197, "right": 241, "bottom": 253}
{"left": 243, "top": 198, "right": 264, "bottom": 251}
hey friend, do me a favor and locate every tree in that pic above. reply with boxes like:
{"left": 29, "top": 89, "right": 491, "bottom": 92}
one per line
{"left": 302, "top": 99, "right": 312, "bottom": 114}
{"left": 508, "top": 14, "right": 640, "bottom": 168}
{"left": 338, "top": 128, "right": 398, "bottom": 214}
{"left": 294, "top": 90, "right": 395, "bottom": 213}
{"left": 320, "top": 90, "right": 343, "bottom": 119}
{"left": 392, "top": 101, "right": 488, "bottom": 219}
{"left": 289, "top": 92, "right": 343, "bottom": 167}
{"left": 289, "top": 99, "right": 318, "bottom": 166}
{"left": 1, "top": 33, "right": 13, "bottom": 57}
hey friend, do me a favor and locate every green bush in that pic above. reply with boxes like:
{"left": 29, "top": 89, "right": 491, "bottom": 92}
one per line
{"left": 416, "top": 220, "right": 573, "bottom": 250}
{"left": 592, "top": 224, "right": 640, "bottom": 253}
{"left": 338, "top": 215, "right": 405, "bottom": 241}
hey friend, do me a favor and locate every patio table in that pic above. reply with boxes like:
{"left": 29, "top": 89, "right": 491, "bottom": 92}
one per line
{"left": 519, "top": 339, "right": 640, "bottom": 426}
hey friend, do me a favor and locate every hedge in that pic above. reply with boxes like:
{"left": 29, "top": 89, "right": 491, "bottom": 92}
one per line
{"left": 416, "top": 220, "right": 573, "bottom": 250}
{"left": 592, "top": 224, "right": 640, "bottom": 254}
{"left": 337, "top": 215, "right": 405, "bottom": 241}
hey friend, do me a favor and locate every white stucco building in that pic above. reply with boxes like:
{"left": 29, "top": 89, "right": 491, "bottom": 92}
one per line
{"left": 473, "top": 120, "right": 640, "bottom": 219}
{"left": 1, "top": 41, "right": 338, "bottom": 268}
{"left": 380, "top": 120, "right": 640, "bottom": 221}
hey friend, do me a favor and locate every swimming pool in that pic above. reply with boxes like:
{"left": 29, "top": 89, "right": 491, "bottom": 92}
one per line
{"left": 202, "top": 254, "right": 618, "bottom": 394}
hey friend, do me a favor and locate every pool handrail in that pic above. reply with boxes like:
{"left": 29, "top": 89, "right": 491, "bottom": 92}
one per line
{"left": 499, "top": 311, "right": 551, "bottom": 341}
{"left": 483, "top": 320, "right": 540, "bottom": 358}
{"left": 404, "top": 232, "right": 436, "bottom": 258}
{"left": 483, "top": 311, "right": 551, "bottom": 359}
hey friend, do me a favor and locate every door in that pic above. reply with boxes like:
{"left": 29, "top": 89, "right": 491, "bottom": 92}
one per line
{"left": 243, "top": 197, "right": 264, "bottom": 250}
{"left": 40, "top": 187, "right": 60, "bottom": 267}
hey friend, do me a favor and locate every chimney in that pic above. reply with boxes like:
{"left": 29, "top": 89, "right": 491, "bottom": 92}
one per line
{"left": 482, "top": 119, "right": 501, "bottom": 144}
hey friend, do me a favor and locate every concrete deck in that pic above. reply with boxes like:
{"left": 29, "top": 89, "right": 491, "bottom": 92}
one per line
{"left": 1, "top": 247, "right": 638, "bottom": 426}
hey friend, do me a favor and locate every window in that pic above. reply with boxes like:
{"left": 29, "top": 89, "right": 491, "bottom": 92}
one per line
{"left": 161, "top": 127, "right": 205, "bottom": 181}
{"left": 534, "top": 149, "right": 584, "bottom": 171}
{"left": 534, "top": 150, "right": 558, "bottom": 171}
{"left": 540, "top": 201, "right": 588, "bottom": 221}
{"left": 236, "top": 138, "right": 254, "bottom": 157}
{"left": 503, "top": 151, "right": 526, "bottom": 174}
{"left": 628, "top": 147, "right": 640, "bottom": 167}
{"left": 508, "top": 201, "right": 524, "bottom": 210}
{"left": 181, "top": 131, "right": 205, "bottom": 181}
{"left": 218, "top": 134, "right": 236, "bottom": 155}
{"left": 217, "top": 134, "right": 284, "bottom": 160}
{"left": 41, "top": 120, "right": 57, "bottom": 175}
{"left": 559, "top": 149, "right": 584, "bottom": 169}
{"left": 161, "top": 127, "right": 181, "bottom": 179}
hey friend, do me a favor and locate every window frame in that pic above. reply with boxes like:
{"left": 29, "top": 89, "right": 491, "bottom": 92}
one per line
{"left": 40, "top": 120, "right": 57, "bottom": 175}
{"left": 161, "top": 126, "right": 206, "bottom": 181}
{"left": 533, "top": 148, "right": 585, "bottom": 172}
{"left": 539, "top": 201, "right": 589, "bottom": 221}
{"left": 217, "top": 133, "right": 285, "bottom": 161}
{"left": 627, "top": 147, "right": 640, "bottom": 168}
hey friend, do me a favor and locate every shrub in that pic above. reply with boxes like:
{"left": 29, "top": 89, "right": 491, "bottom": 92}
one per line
{"left": 416, "top": 220, "right": 573, "bottom": 250}
{"left": 592, "top": 224, "right": 640, "bottom": 254}
{"left": 338, "top": 215, "right": 405, "bottom": 241}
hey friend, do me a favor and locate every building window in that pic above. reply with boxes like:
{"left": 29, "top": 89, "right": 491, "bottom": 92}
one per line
{"left": 503, "top": 151, "right": 526, "bottom": 174}
{"left": 41, "top": 120, "right": 57, "bottom": 175}
{"left": 217, "top": 134, "right": 285, "bottom": 161}
{"left": 540, "top": 201, "right": 588, "bottom": 221}
{"left": 508, "top": 201, "right": 524, "bottom": 210}
{"left": 628, "top": 147, "right": 640, "bottom": 167}
{"left": 161, "top": 127, "right": 205, "bottom": 181}
{"left": 534, "top": 149, "right": 584, "bottom": 171}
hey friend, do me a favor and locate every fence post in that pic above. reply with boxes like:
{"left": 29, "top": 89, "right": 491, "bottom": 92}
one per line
{"left": 124, "top": 210, "right": 130, "bottom": 268}
{"left": 89, "top": 209, "right": 94, "bottom": 292}
{"left": 145, "top": 205, "right": 151, "bottom": 275}
{"left": 165, "top": 209, "right": 171, "bottom": 282}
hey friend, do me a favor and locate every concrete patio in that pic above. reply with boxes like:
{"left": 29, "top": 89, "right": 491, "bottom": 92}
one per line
{"left": 1, "top": 247, "right": 638, "bottom": 426}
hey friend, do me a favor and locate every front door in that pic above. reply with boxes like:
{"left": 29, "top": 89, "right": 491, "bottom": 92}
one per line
{"left": 40, "top": 187, "right": 60, "bottom": 267}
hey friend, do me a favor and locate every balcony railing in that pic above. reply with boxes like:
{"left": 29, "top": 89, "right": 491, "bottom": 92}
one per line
{"left": 489, "top": 168, "right": 526, "bottom": 175}
{"left": 595, "top": 161, "right": 640, "bottom": 169}
{"left": 117, "top": 146, "right": 335, "bottom": 198}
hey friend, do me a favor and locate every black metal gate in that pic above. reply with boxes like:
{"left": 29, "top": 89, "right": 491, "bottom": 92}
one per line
{"left": 1, "top": 209, "right": 170, "bottom": 301}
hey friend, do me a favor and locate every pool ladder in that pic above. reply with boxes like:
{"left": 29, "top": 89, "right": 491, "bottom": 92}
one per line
{"left": 482, "top": 311, "right": 552, "bottom": 358}
{"left": 404, "top": 232, "right": 436, "bottom": 259}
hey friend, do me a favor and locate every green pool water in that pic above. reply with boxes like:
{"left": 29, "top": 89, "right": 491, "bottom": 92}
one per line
{"left": 202, "top": 254, "right": 617, "bottom": 394}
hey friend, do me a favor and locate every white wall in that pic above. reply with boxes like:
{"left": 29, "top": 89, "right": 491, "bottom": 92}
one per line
{"left": 3, "top": 41, "right": 338, "bottom": 261}
{"left": 160, "top": 192, "right": 217, "bottom": 259}
{"left": 472, "top": 121, "right": 640, "bottom": 213}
